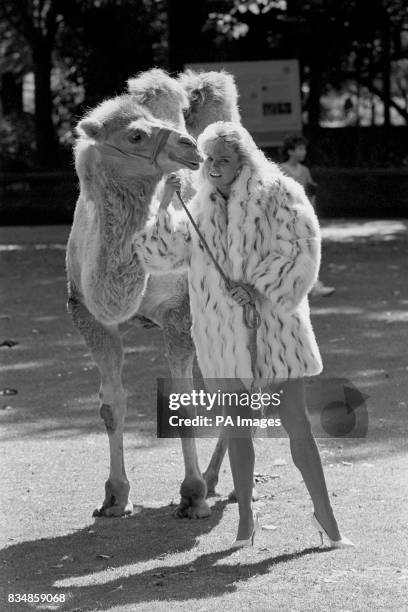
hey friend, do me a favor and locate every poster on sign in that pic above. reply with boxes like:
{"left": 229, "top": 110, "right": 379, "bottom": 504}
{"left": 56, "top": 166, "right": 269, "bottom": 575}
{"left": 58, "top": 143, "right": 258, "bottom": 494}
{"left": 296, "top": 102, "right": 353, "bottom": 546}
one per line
{"left": 186, "top": 60, "right": 302, "bottom": 146}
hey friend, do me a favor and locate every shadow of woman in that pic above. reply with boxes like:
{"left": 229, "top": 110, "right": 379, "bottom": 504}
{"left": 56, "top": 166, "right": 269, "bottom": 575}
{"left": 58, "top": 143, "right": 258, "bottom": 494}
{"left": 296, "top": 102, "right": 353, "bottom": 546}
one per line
{"left": 1, "top": 500, "right": 228, "bottom": 599}
{"left": 53, "top": 544, "right": 331, "bottom": 610}
{"left": 2, "top": 495, "right": 334, "bottom": 610}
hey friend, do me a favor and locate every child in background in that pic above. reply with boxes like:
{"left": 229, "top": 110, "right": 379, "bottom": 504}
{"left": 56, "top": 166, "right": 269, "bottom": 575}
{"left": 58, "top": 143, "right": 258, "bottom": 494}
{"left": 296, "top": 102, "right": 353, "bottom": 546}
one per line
{"left": 281, "top": 136, "right": 335, "bottom": 297}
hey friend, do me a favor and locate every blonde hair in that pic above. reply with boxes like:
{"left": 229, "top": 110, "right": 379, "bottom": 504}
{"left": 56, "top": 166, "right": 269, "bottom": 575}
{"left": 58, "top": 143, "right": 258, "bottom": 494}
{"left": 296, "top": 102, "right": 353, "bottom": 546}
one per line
{"left": 196, "top": 121, "right": 277, "bottom": 186}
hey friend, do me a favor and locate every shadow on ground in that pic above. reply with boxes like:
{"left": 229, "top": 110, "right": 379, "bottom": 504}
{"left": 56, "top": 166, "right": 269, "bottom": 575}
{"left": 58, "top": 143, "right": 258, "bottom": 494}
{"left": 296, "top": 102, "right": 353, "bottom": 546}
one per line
{"left": 1, "top": 497, "right": 331, "bottom": 611}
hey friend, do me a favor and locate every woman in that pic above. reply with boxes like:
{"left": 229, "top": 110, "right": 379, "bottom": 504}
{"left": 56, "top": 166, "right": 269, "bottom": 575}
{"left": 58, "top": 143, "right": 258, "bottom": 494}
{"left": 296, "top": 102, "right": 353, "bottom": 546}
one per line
{"left": 135, "top": 122, "right": 354, "bottom": 549}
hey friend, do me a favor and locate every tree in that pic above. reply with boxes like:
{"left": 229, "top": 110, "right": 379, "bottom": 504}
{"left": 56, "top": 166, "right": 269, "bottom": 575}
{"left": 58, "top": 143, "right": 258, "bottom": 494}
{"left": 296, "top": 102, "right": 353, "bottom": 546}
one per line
{"left": 0, "top": 0, "right": 65, "bottom": 166}
{"left": 167, "top": 0, "right": 223, "bottom": 71}
{"left": 0, "top": 0, "right": 168, "bottom": 168}
{"left": 205, "top": 0, "right": 408, "bottom": 126}
{"left": 61, "top": 0, "right": 167, "bottom": 108}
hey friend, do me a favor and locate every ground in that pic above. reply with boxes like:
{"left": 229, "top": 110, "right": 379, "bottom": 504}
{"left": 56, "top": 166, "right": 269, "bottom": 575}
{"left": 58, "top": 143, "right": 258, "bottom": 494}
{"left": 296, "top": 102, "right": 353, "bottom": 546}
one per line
{"left": 0, "top": 220, "right": 407, "bottom": 612}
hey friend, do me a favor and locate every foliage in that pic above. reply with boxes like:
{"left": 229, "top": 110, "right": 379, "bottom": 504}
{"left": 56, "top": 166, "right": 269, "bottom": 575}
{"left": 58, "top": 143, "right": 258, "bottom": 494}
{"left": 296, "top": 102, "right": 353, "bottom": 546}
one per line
{"left": 0, "top": 113, "right": 36, "bottom": 169}
{"left": 205, "top": 0, "right": 408, "bottom": 125}
{"left": 0, "top": 0, "right": 167, "bottom": 168}
{"left": 58, "top": 0, "right": 167, "bottom": 107}
{"left": 1, "top": 0, "right": 408, "bottom": 169}
{"left": 207, "top": 0, "right": 286, "bottom": 40}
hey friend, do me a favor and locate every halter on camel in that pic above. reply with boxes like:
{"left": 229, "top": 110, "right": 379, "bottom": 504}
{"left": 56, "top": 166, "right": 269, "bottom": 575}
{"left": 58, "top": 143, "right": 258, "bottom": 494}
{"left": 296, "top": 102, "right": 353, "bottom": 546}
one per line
{"left": 94, "top": 127, "right": 173, "bottom": 168}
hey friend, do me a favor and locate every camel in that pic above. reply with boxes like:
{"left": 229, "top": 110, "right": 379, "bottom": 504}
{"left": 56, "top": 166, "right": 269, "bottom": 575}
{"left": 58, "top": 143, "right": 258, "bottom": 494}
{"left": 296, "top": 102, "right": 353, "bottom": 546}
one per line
{"left": 66, "top": 68, "right": 240, "bottom": 518}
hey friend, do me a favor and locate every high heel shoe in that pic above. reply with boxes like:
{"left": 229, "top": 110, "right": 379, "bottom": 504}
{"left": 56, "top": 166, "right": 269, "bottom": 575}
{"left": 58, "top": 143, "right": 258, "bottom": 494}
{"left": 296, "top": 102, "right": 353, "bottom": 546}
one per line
{"left": 231, "top": 513, "right": 259, "bottom": 549}
{"left": 311, "top": 513, "right": 355, "bottom": 549}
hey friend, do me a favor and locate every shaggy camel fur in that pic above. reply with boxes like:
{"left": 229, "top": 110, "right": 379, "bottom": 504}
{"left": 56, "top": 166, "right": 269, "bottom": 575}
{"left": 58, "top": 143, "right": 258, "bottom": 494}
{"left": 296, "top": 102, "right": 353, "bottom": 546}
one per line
{"left": 66, "top": 69, "right": 241, "bottom": 518}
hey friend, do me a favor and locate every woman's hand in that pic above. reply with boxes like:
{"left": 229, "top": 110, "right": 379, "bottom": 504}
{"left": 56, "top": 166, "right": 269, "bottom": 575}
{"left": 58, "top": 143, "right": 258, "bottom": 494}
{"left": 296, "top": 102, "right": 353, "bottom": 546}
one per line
{"left": 160, "top": 173, "right": 181, "bottom": 210}
{"left": 228, "top": 282, "right": 256, "bottom": 306}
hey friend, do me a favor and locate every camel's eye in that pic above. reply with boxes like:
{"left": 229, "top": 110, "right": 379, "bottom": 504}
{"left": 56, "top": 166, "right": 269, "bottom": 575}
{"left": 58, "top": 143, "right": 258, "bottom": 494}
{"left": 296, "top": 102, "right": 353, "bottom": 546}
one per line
{"left": 128, "top": 132, "right": 142, "bottom": 144}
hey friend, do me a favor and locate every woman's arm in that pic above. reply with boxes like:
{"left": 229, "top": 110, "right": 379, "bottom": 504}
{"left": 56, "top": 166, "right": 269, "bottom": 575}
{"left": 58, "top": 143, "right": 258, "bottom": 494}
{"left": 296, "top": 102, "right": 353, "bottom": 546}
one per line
{"left": 133, "top": 175, "right": 191, "bottom": 274}
{"left": 251, "top": 181, "right": 321, "bottom": 309}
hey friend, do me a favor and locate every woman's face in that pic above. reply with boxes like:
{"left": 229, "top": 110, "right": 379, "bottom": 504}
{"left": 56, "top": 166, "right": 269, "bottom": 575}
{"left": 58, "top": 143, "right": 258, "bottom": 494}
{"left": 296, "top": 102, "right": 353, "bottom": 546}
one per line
{"left": 203, "top": 140, "right": 242, "bottom": 195}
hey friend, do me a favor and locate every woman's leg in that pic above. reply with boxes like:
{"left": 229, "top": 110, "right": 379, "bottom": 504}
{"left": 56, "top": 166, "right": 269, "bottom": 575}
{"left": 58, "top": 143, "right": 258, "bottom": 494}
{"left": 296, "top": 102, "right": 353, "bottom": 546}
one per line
{"left": 277, "top": 378, "right": 341, "bottom": 540}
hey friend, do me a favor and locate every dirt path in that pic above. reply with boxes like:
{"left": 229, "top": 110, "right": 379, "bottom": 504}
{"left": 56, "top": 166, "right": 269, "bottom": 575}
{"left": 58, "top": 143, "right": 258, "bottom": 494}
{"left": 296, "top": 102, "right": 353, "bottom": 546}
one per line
{"left": 1, "top": 221, "right": 407, "bottom": 612}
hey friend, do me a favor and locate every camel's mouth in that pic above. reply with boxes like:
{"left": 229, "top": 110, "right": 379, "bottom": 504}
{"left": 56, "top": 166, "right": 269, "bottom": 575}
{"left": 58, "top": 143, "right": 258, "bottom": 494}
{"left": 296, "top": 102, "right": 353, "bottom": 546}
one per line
{"left": 171, "top": 155, "right": 201, "bottom": 170}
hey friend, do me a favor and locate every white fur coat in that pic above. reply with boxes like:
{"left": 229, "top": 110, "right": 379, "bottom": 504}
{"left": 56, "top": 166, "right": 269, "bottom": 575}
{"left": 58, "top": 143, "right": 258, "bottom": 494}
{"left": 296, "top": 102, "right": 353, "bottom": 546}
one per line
{"left": 135, "top": 164, "right": 323, "bottom": 383}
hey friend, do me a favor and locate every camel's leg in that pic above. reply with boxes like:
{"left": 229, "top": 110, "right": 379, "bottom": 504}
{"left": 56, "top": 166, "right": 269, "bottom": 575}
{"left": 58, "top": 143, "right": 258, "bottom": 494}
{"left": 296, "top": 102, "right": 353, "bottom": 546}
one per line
{"left": 68, "top": 296, "right": 132, "bottom": 517}
{"left": 203, "top": 381, "right": 259, "bottom": 502}
{"left": 177, "top": 387, "right": 210, "bottom": 519}
{"left": 203, "top": 433, "right": 228, "bottom": 497}
{"left": 203, "top": 425, "right": 259, "bottom": 501}
{"left": 162, "top": 305, "right": 210, "bottom": 520}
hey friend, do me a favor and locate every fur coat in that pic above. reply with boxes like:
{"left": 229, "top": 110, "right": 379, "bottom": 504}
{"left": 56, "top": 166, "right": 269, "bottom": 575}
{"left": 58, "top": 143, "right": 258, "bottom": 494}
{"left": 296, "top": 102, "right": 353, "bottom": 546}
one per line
{"left": 134, "top": 164, "right": 323, "bottom": 383}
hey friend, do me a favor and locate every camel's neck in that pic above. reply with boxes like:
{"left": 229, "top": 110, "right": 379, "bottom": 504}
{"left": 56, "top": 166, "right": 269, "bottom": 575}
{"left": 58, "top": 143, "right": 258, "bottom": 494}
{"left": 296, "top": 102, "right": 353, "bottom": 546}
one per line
{"left": 87, "top": 160, "right": 159, "bottom": 246}
{"left": 74, "top": 146, "right": 163, "bottom": 322}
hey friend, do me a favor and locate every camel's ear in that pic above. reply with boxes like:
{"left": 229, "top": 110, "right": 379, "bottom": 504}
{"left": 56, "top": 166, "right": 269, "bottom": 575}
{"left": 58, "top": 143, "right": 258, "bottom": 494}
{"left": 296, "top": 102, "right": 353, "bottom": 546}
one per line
{"left": 189, "top": 88, "right": 206, "bottom": 106}
{"left": 75, "top": 119, "right": 104, "bottom": 140}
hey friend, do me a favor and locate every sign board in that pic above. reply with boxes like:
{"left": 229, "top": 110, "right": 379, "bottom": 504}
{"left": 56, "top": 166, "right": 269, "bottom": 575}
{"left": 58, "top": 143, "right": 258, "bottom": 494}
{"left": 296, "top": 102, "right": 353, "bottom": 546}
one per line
{"left": 186, "top": 60, "right": 302, "bottom": 146}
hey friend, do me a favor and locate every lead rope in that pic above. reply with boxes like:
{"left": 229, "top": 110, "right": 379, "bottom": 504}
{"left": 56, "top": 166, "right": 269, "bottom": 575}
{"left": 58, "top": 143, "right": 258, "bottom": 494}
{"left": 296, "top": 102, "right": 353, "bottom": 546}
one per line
{"left": 175, "top": 190, "right": 261, "bottom": 391}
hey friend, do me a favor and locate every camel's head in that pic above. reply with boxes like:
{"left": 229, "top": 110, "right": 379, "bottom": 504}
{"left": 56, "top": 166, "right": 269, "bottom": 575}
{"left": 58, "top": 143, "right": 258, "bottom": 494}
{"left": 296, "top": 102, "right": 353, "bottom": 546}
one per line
{"left": 127, "top": 69, "right": 189, "bottom": 132}
{"left": 75, "top": 94, "right": 201, "bottom": 179}
{"left": 178, "top": 70, "right": 241, "bottom": 139}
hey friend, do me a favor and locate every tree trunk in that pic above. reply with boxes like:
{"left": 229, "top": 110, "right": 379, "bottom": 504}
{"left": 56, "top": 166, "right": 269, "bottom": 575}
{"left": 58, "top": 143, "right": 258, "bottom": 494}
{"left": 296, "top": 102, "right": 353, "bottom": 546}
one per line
{"left": 32, "top": 40, "right": 59, "bottom": 167}
{"left": 308, "top": 60, "right": 322, "bottom": 127}
{"left": 381, "top": 10, "right": 391, "bottom": 127}
{"left": 167, "top": 0, "right": 183, "bottom": 72}
{"left": 306, "top": 15, "right": 326, "bottom": 128}
{"left": 1, "top": 72, "right": 23, "bottom": 115}
{"left": 167, "top": 0, "right": 209, "bottom": 72}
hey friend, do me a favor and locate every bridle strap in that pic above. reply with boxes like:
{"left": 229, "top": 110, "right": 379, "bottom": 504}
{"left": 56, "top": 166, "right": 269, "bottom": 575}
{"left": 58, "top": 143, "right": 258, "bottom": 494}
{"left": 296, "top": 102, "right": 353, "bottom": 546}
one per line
{"left": 94, "top": 127, "right": 172, "bottom": 166}
{"left": 149, "top": 128, "right": 172, "bottom": 164}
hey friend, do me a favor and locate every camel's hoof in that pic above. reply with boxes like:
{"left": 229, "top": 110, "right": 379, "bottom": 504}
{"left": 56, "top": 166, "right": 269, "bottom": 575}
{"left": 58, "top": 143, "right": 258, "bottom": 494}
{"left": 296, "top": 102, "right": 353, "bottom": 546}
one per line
{"left": 93, "top": 479, "right": 132, "bottom": 518}
{"left": 188, "top": 499, "right": 211, "bottom": 519}
{"left": 228, "top": 488, "right": 260, "bottom": 503}
{"left": 93, "top": 499, "right": 133, "bottom": 518}
{"left": 175, "top": 477, "right": 210, "bottom": 519}
{"left": 206, "top": 486, "right": 220, "bottom": 498}
{"left": 203, "top": 471, "right": 219, "bottom": 498}
{"left": 174, "top": 497, "right": 211, "bottom": 519}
